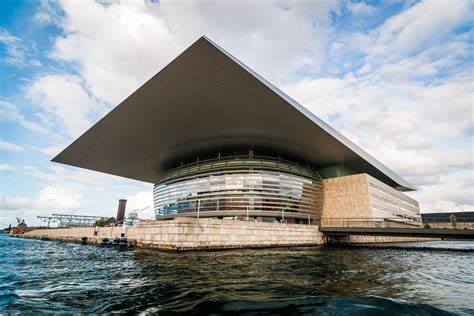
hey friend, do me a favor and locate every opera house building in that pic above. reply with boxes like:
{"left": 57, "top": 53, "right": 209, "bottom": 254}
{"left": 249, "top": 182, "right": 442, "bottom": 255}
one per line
{"left": 53, "top": 37, "right": 421, "bottom": 230}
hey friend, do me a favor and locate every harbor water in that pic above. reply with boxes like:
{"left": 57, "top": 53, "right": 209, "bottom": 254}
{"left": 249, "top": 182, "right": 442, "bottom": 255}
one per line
{"left": 1, "top": 233, "right": 473, "bottom": 315}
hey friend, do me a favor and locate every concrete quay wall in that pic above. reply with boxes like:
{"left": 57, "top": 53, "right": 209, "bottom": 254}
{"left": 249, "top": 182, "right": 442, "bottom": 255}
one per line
{"left": 18, "top": 217, "right": 325, "bottom": 250}
{"left": 19, "top": 226, "right": 138, "bottom": 245}
{"left": 16, "top": 218, "right": 437, "bottom": 250}
{"left": 327, "top": 235, "right": 438, "bottom": 244}
{"left": 135, "top": 217, "right": 324, "bottom": 250}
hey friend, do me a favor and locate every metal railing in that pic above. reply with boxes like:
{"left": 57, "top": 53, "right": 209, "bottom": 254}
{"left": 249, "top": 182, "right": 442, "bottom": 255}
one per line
{"left": 158, "top": 154, "right": 321, "bottom": 183}
{"left": 158, "top": 209, "right": 316, "bottom": 225}
{"left": 38, "top": 214, "right": 109, "bottom": 227}
{"left": 320, "top": 217, "right": 422, "bottom": 228}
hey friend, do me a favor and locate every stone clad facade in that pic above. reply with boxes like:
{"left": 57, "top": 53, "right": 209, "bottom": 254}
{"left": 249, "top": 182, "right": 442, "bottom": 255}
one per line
{"left": 321, "top": 173, "right": 421, "bottom": 227}
{"left": 321, "top": 174, "right": 373, "bottom": 226}
{"left": 135, "top": 218, "right": 324, "bottom": 250}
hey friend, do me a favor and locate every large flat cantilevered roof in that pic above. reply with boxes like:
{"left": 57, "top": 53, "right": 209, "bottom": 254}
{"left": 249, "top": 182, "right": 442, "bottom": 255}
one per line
{"left": 52, "top": 36, "right": 415, "bottom": 191}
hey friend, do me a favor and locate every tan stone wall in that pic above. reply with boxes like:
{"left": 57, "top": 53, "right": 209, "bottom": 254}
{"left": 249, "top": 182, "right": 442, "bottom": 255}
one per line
{"left": 135, "top": 217, "right": 324, "bottom": 250}
{"left": 20, "top": 226, "right": 138, "bottom": 245}
{"left": 321, "top": 174, "right": 372, "bottom": 226}
{"left": 20, "top": 218, "right": 324, "bottom": 250}
{"left": 321, "top": 173, "right": 422, "bottom": 227}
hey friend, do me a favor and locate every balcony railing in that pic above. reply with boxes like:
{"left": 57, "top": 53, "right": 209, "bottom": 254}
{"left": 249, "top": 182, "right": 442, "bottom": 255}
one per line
{"left": 320, "top": 217, "right": 422, "bottom": 228}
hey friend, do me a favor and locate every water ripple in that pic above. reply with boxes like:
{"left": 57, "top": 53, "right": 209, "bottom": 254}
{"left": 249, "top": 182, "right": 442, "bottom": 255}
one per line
{"left": 1, "top": 234, "right": 473, "bottom": 314}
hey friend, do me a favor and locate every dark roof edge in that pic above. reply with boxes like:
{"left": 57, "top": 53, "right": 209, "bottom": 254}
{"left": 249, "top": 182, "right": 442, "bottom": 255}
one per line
{"left": 201, "top": 35, "right": 416, "bottom": 191}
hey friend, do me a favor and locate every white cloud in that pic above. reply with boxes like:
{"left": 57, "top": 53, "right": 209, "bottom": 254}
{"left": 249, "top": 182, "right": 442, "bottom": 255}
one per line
{"left": 27, "top": 74, "right": 102, "bottom": 138}
{"left": 155, "top": 0, "right": 339, "bottom": 80}
{"left": 34, "top": 0, "right": 63, "bottom": 25}
{"left": 0, "top": 29, "right": 28, "bottom": 66}
{"left": 0, "top": 161, "right": 133, "bottom": 225}
{"left": 123, "top": 190, "right": 154, "bottom": 220}
{"left": 1, "top": 162, "right": 151, "bottom": 194}
{"left": 0, "top": 140, "right": 26, "bottom": 152}
{"left": 347, "top": 2, "right": 377, "bottom": 17}
{"left": 35, "top": 185, "right": 85, "bottom": 211}
{"left": 48, "top": 0, "right": 340, "bottom": 104}
{"left": 0, "top": 184, "right": 85, "bottom": 227}
{"left": 374, "top": 33, "right": 472, "bottom": 84}
{"left": 34, "top": 143, "right": 69, "bottom": 157}
{"left": 282, "top": 25, "right": 473, "bottom": 214}
{"left": 51, "top": 0, "right": 177, "bottom": 104}
{"left": 0, "top": 28, "right": 42, "bottom": 67}
{"left": 0, "top": 164, "right": 14, "bottom": 171}
{"left": 362, "top": 0, "right": 472, "bottom": 69}
{"left": 284, "top": 74, "right": 472, "bottom": 169}
{"left": 0, "top": 196, "right": 31, "bottom": 210}
{"left": 0, "top": 159, "right": 154, "bottom": 226}
{"left": 428, "top": 200, "right": 473, "bottom": 213}
{"left": 1, "top": 184, "right": 84, "bottom": 213}
{"left": 0, "top": 101, "right": 49, "bottom": 133}
{"left": 414, "top": 169, "right": 474, "bottom": 212}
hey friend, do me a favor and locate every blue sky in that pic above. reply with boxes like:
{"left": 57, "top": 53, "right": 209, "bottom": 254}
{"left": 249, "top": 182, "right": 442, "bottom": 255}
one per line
{"left": 0, "top": 0, "right": 472, "bottom": 227}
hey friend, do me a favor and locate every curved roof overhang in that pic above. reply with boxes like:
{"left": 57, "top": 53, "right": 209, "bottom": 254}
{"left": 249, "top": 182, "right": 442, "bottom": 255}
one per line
{"left": 52, "top": 36, "right": 415, "bottom": 191}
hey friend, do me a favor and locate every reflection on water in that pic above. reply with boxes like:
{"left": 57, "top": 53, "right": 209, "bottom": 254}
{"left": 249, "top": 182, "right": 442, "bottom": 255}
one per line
{"left": 0, "top": 234, "right": 473, "bottom": 315}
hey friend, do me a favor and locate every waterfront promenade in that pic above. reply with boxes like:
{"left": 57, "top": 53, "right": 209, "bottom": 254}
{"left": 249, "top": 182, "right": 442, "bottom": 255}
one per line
{"left": 14, "top": 216, "right": 474, "bottom": 250}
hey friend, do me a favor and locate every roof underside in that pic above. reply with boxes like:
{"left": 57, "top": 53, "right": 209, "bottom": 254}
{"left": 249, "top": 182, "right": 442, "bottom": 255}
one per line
{"left": 52, "top": 36, "right": 415, "bottom": 191}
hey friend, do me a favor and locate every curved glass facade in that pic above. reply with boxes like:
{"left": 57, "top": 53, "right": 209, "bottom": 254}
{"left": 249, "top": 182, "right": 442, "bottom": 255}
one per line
{"left": 154, "top": 156, "right": 323, "bottom": 219}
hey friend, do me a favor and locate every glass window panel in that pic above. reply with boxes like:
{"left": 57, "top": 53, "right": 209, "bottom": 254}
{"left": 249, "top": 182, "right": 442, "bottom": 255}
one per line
{"left": 154, "top": 159, "right": 323, "bottom": 217}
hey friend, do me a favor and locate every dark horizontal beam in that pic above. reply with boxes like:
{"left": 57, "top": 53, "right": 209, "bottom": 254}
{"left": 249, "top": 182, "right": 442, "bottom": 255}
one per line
{"left": 320, "top": 227, "right": 474, "bottom": 239}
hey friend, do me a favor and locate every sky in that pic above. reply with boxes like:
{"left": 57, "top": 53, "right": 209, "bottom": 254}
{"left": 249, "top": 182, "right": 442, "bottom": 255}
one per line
{"left": 0, "top": 0, "right": 472, "bottom": 227}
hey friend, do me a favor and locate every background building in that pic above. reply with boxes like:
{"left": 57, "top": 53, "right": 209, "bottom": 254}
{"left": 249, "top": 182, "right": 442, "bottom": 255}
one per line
{"left": 422, "top": 212, "right": 474, "bottom": 229}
